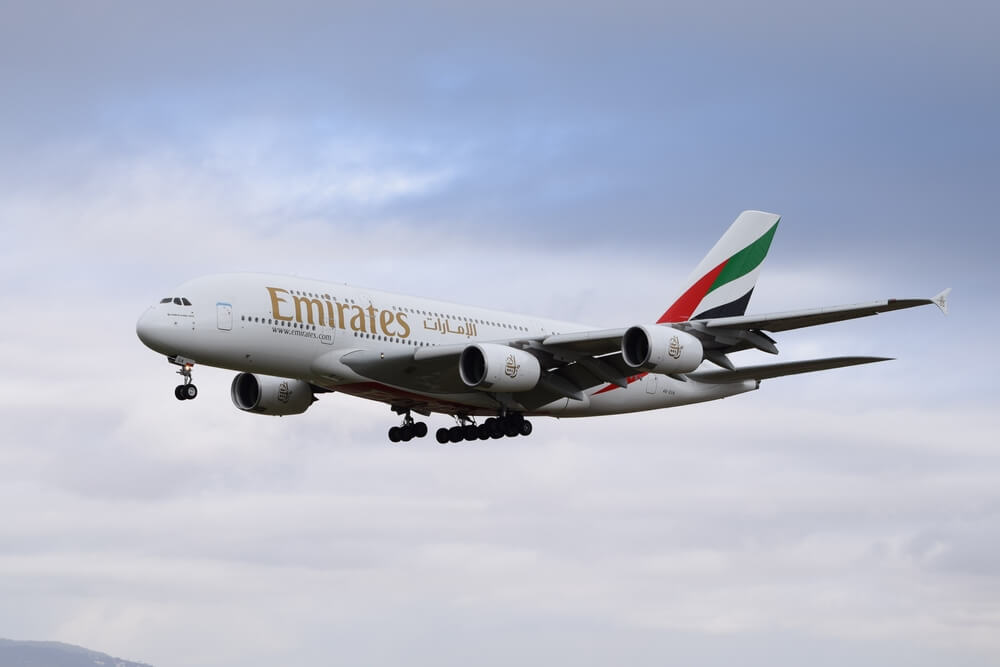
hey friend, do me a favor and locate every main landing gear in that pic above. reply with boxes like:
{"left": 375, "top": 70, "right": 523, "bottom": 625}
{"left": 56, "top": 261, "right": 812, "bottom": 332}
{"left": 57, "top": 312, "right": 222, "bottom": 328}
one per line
{"left": 434, "top": 414, "right": 532, "bottom": 444}
{"left": 170, "top": 356, "right": 198, "bottom": 401}
{"left": 385, "top": 409, "right": 533, "bottom": 444}
{"left": 388, "top": 412, "right": 429, "bottom": 442}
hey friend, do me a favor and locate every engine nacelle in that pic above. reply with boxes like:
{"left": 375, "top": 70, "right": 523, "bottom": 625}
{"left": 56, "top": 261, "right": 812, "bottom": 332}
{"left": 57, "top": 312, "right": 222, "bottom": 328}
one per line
{"left": 231, "top": 373, "right": 315, "bottom": 416}
{"left": 459, "top": 343, "right": 542, "bottom": 392}
{"left": 621, "top": 325, "right": 704, "bottom": 374}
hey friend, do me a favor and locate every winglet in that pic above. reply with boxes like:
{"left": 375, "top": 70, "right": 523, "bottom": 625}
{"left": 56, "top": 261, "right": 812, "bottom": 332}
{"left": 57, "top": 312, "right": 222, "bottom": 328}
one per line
{"left": 931, "top": 288, "right": 951, "bottom": 315}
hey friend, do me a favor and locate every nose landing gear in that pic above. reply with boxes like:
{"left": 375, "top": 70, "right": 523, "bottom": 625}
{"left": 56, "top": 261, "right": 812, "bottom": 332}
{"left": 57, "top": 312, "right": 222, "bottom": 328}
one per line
{"left": 169, "top": 356, "right": 198, "bottom": 401}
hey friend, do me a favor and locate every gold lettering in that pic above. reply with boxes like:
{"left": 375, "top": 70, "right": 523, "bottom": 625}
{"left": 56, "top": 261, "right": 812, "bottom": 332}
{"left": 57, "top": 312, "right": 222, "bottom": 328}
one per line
{"left": 267, "top": 287, "right": 293, "bottom": 322}
{"left": 366, "top": 305, "right": 378, "bottom": 333}
{"left": 293, "top": 296, "right": 325, "bottom": 326}
{"left": 396, "top": 312, "right": 411, "bottom": 338}
{"left": 336, "top": 302, "right": 351, "bottom": 330}
{"left": 325, "top": 300, "right": 339, "bottom": 328}
{"left": 350, "top": 305, "right": 367, "bottom": 332}
{"left": 379, "top": 309, "right": 395, "bottom": 336}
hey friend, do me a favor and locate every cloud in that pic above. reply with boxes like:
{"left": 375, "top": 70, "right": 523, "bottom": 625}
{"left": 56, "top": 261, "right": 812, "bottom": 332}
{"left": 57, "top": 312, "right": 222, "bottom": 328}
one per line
{"left": 0, "top": 2, "right": 998, "bottom": 666}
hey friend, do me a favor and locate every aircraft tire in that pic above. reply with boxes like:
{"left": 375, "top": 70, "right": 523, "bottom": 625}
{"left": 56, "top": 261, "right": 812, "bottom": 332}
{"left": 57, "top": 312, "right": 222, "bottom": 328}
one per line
{"left": 520, "top": 420, "right": 533, "bottom": 436}
{"left": 435, "top": 428, "right": 450, "bottom": 444}
{"left": 463, "top": 425, "right": 478, "bottom": 441}
{"left": 183, "top": 384, "right": 198, "bottom": 400}
{"left": 449, "top": 426, "right": 464, "bottom": 443}
{"left": 175, "top": 385, "right": 187, "bottom": 400}
{"left": 414, "top": 422, "right": 428, "bottom": 438}
{"left": 477, "top": 424, "right": 491, "bottom": 440}
{"left": 503, "top": 420, "right": 520, "bottom": 437}
{"left": 400, "top": 426, "right": 414, "bottom": 442}
{"left": 487, "top": 418, "right": 503, "bottom": 438}
{"left": 389, "top": 426, "right": 402, "bottom": 443}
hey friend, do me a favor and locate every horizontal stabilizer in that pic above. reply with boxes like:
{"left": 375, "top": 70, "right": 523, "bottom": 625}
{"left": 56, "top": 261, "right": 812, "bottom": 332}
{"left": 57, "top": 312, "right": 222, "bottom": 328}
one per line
{"left": 688, "top": 356, "right": 892, "bottom": 384}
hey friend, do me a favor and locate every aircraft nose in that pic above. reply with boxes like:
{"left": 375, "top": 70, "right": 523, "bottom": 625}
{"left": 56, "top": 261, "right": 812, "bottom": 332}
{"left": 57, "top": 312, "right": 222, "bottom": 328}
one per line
{"left": 136, "top": 306, "right": 179, "bottom": 353}
{"left": 136, "top": 308, "right": 157, "bottom": 348}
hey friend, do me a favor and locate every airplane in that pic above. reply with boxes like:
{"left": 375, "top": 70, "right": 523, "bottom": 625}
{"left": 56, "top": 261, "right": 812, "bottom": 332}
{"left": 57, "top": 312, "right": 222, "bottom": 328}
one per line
{"left": 136, "top": 211, "right": 950, "bottom": 444}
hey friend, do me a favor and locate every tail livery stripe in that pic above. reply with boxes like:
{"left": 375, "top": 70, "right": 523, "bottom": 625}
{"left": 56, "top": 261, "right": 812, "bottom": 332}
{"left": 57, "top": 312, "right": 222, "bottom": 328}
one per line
{"left": 657, "top": 261, "right": 728, "bottom": 323}
{"left": 658, "top": 215, "right": 779, "bottom": 323}
{"left": 705, "top": 221, "right": 778, "bottom": 297}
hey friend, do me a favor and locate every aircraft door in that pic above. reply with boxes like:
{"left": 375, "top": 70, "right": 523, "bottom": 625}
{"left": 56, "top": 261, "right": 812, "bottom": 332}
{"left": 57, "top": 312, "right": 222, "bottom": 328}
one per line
{"left": 217, "top": 302, "right": 233, "bottom": 331}
{"left": 645, "top": 374, "right": 658, "bottom": 394}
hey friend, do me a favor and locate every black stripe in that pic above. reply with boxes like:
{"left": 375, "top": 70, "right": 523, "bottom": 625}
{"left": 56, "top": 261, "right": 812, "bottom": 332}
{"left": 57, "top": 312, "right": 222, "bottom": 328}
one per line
{"left": 692, "top": 288, "right": 754, "bottom": 320}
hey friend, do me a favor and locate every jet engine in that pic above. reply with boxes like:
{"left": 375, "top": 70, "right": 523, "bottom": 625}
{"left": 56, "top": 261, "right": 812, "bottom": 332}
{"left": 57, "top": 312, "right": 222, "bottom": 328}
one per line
{"left": 459, "top": 343, "right": 542, "bottom": 392}
{"left": 621, "top": 325, "right": 704, "bottom": 374}
{"left": 231, "top": 373, "right": 315, "bottom": 416}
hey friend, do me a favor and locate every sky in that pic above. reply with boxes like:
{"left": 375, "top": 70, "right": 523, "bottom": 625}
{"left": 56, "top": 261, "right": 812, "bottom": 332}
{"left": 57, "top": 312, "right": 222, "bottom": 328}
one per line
{"left": 1, "top": 1, "right": 999, "bottom": 665}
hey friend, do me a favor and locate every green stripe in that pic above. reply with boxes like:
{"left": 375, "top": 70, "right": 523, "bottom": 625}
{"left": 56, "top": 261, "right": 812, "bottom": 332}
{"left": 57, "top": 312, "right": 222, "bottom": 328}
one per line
{"left": 707, "top": 220, "right": 779, "bottom": 294}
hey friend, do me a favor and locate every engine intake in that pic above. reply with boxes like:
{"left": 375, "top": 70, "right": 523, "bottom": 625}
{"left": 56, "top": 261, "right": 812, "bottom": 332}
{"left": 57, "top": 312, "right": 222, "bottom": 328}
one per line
{"left": 622, "top": 325, "right": 703, "bottom": 374}
{"left": 459, "top": 344, "right": 541, "bottom": 392}
{"left": 231, "top": 373, "right": 315, "bottom": 416}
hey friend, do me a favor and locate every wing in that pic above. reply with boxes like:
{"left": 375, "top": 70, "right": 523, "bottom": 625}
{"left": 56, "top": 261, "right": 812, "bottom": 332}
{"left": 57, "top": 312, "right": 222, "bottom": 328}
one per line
{"left": 317, "top": 289, "right": 949, "bottom": 414}
{"left": 326, "top": 333, "right": 638, "bottom": 412}
{"left": 676, "top": 289, "right": 950, "bottom": 365}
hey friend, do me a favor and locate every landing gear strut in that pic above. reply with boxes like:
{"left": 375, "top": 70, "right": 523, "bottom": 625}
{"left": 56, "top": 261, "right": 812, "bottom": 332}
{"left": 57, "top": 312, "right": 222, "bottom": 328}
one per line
{"left": 388, "top": 411, "right": 428, "bottom": 443}
{"left": 435, "top": 413, "right": 532, "bottom": 444}
{"left": 170, "top": 356, "right": 198, "bottom": 401}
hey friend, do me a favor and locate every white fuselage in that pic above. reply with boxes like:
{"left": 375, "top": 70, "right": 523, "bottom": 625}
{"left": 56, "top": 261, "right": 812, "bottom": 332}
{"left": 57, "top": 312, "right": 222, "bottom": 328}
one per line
{"left": 136, "top": 273, "right": 756, "bottom": 417}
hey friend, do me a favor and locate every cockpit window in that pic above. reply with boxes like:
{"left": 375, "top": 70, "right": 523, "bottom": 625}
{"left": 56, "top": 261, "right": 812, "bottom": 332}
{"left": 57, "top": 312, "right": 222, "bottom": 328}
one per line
{"left": 181, "top": 297, "right": 192, "bottom": 306}
{"left": 173, "top": 298, "right": 183, "bottom": 305}
{"left": 160, "top": 297, "right": 172, "bottom": 304}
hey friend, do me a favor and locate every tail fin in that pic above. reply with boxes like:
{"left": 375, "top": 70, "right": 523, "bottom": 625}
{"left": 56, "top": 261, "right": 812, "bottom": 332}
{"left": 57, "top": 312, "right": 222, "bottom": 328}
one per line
{"left": 658, "top": 210, "right": 781, "bottom": 323}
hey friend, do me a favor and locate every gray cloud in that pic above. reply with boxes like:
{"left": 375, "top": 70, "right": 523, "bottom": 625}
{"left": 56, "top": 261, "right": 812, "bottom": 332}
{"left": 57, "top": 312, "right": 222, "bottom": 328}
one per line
{"left": 1, "top": 2, "right": 997, "bottom": 665}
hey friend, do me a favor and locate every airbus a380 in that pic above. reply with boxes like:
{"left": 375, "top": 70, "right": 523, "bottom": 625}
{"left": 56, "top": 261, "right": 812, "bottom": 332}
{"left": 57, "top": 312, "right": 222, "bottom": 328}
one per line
{"left": 136, "top": 211, "right": 949, "bottom": 443}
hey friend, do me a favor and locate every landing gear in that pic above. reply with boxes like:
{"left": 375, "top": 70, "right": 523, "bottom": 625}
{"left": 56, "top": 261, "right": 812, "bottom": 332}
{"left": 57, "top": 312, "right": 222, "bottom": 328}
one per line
{"left": 434, "top": 414, "right": 533, "bottom": 444}
{"left": 169, "top": 356, "right": 198, "bottom": 401}
{"left": 387, "top": 411, "right": 428, "bottom": 443}
{"left": 174, "top": 384, "right": 198, "bottom": 400}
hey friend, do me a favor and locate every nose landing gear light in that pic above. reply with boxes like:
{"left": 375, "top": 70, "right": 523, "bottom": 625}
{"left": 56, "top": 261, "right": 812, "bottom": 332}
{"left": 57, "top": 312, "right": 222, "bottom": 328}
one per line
{"left": 168, "top": 355, "right": 198, "bottom": 401}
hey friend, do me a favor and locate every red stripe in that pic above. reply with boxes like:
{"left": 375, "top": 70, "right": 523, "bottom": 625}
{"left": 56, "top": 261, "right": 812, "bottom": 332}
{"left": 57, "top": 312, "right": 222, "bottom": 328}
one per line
{"left": 657, "top": 260, "right": 728, "bottom": 323}
{"left": 593, "top": 372, "right": 647, "bottom": 395}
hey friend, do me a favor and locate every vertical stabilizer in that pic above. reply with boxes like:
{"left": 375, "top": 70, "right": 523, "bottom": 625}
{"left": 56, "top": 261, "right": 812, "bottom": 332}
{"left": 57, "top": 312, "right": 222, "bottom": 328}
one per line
{"left": 658, "top": 210, "right": 780, "bottom": 323}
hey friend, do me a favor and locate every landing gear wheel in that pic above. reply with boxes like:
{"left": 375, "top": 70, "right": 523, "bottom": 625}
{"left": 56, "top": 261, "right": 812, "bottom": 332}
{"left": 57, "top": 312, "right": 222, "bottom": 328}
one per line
{"left": 520, "top": 420, "right": 533, "bottom": 436}
{"left": 388, "top": 409, "right": 429, "bottom": 443}
{"left": 449, "top": 426, "right": 464, "bottom": 443}
{"left": 463, "top": 425, "right": 478, "bottom": 441}
{"left": 477, "top": 424, "right": 491, "bottom": 440}
{"left": 504, "top": 419, "right": 520, "bottom": 438}
{"left": 176, "top": 384, "right": 197, "bottom": 400}
{"left": 436, "top": 428, "right": 450, "bottom": 444}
